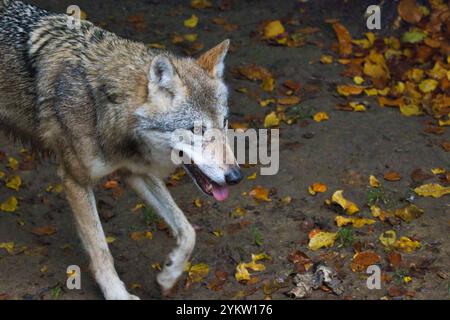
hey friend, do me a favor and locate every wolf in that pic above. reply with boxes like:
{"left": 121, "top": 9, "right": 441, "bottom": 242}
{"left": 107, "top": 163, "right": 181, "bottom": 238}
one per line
{"left": 0, "top": 0, "right": 242, "bottom": 300}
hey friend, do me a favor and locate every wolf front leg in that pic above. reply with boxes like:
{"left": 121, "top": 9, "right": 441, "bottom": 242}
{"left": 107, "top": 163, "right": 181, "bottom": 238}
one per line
{"left": 126, "top": 175, "right": 196, "bottom": 294}
{"left": 62, "top": 174, "right": 140, "bottom": 300}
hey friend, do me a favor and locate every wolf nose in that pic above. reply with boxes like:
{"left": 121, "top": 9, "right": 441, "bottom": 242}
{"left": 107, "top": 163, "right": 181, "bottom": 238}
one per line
{"left": 225, "top": 167, "right": 243, "bottom": 185}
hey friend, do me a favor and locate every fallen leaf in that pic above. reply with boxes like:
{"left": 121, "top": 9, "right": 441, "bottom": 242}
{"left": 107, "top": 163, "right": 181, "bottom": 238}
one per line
{"left": 336, "top": 85, "right": 364, "bottom": 96}
{"left": 388, "top": 251, "right": 402, "bottom": 268}
{"left": 191, "top": 0, "right": 212, "bottom": 9}
{"left": 402, "top": 30, "right": 427, "bottom": 43}
{"left": 184, "top": 15, "right": 199, "bottom": 28}
{"left": 7, "top": 157, "right": 19, "bottom": 170}
{"left": 393, "top": 237, "right": 421, "bottom": 252}
{"left": 308, "top": 182, "right": 328, "bottom": 195}
{"left": 103, "top": 180, "right": 118, "bottom": 189}
{"left": 369, "top": 175, "right": 381, "bottom": 187}
{"left": 31, "top": 226, "right": 57, "bottom": 236}
{"left": 351, "top": 251, "right": 381, "bottom": 272}
{"left": 418, "top": 79, "right": 439, "bottom": 93}
{"left": 264, "top": 112, "right": 280, "bottom": 128}
{"left": 277, "top": 96, "right": 301, "bottom": 106}
{"left": 130, "top": 231, "right": 153, "bottom": 241}
{"left": 230, "top": 207, "right": 246, "bottom": 218}
{"left": 0, "top": 197, "right": 18, "bottom": 212}
{"left": 249, "top": 186, "right": 271, "bottom": 202}
{"left": 394, "top": 205, "right": 424, "bottom": 223}
{"left": 379, "top": 230, "right": 397, "bottom": 247}
{"left": 264, "top": 20, "right": 285, "bottom": 39}
{"left": 330, "top": 190, "right": 359, "bottom": 215}
{"left": 106, "top": 236, "right": 116, "bottom": 244}
{"left": 414, "top": 183, "right": 450, "bottom": 198}
{"left": 5, "top": 176, "right": 21, "bottom": 191}
{"left": 384, "top": 171, "right": 402, "bottom": 181}
{"left": 308, "top": 231, "right": 337, "bottom": 251}
{"left": 335, "top": 216, "right": 376, "bottom": 228}
{"left": 186, "top": 263, "right": 209, "bottom": 286}
{"left": 320, "top": 55, "right": 334, "bottom": 64}
{"left": 0, "top": 242, "right": 15, "bottom": 254}
{"left": 398, "top": 0, "right": 424, "bottom": 24}
{"left": 193, "top": 198, "right": 202, "bottom": 208}
{"left": 313, "top": 112, "right": 329, "bottom": 122}
{"left": 235, "top": 254, "right": 269, "bottom": 282}
{"left": 330, "top": 22, "right": 353, "bottom": 57}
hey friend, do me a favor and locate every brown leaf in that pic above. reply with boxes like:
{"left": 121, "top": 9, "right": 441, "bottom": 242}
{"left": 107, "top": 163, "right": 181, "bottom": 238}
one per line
{"left": 398, "top": 0, "right": 423, "bottom": 24}
{"left": 330, "top": 22, "right": 353, "bottom": 57}
{"left": 410, "top": 168, "right": 433, "bottom": 182}
{"left": 388, "top": 251, "right": 402, "bottom": 268}
{"left": 383, "top": 171, "right": 402, "bottom": 181}
{"left": 351, "top": 251, "right": 381, "bottom": 272}
{"left": 31, "top": 226, "right": 57, "bottom": 236}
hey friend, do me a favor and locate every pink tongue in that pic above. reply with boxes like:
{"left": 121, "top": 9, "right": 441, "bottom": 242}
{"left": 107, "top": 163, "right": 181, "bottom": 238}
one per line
{"left": 212, "top": 184, "right": 229, "bottom": 201}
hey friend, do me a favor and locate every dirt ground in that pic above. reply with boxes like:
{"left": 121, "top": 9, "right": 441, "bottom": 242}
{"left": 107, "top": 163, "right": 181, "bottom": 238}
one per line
{"left": 0, "top": 0, "right": 449, "bottom": 300}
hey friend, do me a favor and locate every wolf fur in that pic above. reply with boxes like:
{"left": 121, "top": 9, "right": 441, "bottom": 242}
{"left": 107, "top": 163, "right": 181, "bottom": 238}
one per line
{"left": 0, "top": 0, "right": 241, "bottom": 299}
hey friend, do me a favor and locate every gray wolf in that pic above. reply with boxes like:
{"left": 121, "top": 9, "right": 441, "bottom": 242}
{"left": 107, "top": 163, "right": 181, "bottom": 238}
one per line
{"left": 0, "top": 0, "right": 242, "bottom": 299}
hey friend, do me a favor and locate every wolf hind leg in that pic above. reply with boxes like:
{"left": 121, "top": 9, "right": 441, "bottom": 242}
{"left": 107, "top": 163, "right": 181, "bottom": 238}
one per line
{"left": 125, "top": 174, "right": 196, "bottom": 294}
{"left": 62, "top": 171, "right": 139, "bottom": 300}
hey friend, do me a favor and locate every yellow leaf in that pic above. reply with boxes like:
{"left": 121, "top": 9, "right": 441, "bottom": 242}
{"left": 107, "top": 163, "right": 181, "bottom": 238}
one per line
{"left": 6, "top": 176, "right": 21, "bottom": 191}
{"left": 330, "top": 190, "right": 359, "bottom": 215}
{"left": 0, "top": 171, "right": 5, "bottom": 179}
{"left": 193, "top": 198, "right": 202, "bottom": 208}
{"left": 335, "top": 216, "right": 376, "bottom": 228}
{"left": 348, "top": 102, "right": 366, "bottom": 112}
{"left": 281, "top": 196, "right": 292, "bottom": 205}
{"left": 313, "top": 112, "right": 329, "bottom": 122}
{"left": 264, "top": 20, "right": 285, "bottom": 38}
{"left": 418, "top": 79, "right": 438, "bottom": 93}
{"left": 259, "top": 98, "right": 276, "bottom": 107}
{"left": 353, "top": 76, "right": 364, "bottom": 85}
{"left": 230, "top": 207, "right": 246, "bottom": 218}
{"left": 403, "top": 276, "right": 412, "bottom": 283}
{"left": 369, "top": 175, "right": 381, "bottom": 187}
{"left": 320, "top": 55, "right": 334, "bottom": 64}
{"left": 393, "top": 237, "right": 421, "bottom": 253}
{"left": 191, "top": 0, "right": 212, "bottom": 9}
{"left": 212, "top": 230, "right": 223, "bottom": 237}
{"left": 132, "top": 203, "right": 145, "bottom": 212}
{"left": 431, "top": 168, "right": 446, "bottom": 174}
{"left": 438, "top": 118, "right": 450, "bottom": 126}
{"left": 308, "top": 182, "right": 327, "bottom": 195}
{"left": 414, "top": 183, "right": 450, "bottom": 198}
{"left": 7, "top": 157, "right": 19, "bottom": 170}
{"left": 130, "top": 231, "right": 153, "bottom": 241}
{"left": 400, "top": 103, "right": 422, "bottom": 116}
{"left": 261, "top": 77, "right": 275, "bottom": 92}
{"left": 187, "top": 263, "right": 209, "bottom": 283}
{"left": 249, "top": 186, "right": 271, "bottom": 202}
{"left": 184, "top": 15, "right": 199, "bottom": 28}
{"left": 0, "top": 196, "right": 18, "bottom": 212}
{"left": 337, "top": 85, "right": 364, "bottom": 96}
{"left": 151, "top": 263, "right": 162, "bottom": 271}
{"left": 247, "top": 172, "right": 257, "bottom": 180}
{"left": 379, "top": 230, "right": 397, "bottom": 247}
{"left": 264, "top": 112, "right": 280, "bottom": 128}
{"left": 370, "top": 205, "right": 381, "bottom": 218}
{"left": 308, "top": 231, "right": 337, "bottom": 251}
{"left": 235, "top": 254, "right": 269, "bottom": 282}
{"left": 0, "top": 242, "right": 15, "bottom": 254}
{"left": 364, "top": 88, "right": 378, "bottom": 96}
{"left": 106, "top": 236, "right": 116, "bottom": 244}
{"left": 394, "top": 205, "right": 424, "bottom": 223}
{"left": 184, "top": 33, "right": 198, "bottom": 42}
{"left": 363, "top": 50, "right": 389, "bottom": 79}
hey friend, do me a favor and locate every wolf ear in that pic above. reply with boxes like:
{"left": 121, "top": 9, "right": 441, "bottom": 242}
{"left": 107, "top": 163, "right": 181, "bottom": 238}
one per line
{"left": 149, "top": 55, "right": 176, "bottom": 91}
{"left": 197, "top": 39, "right": 230, "bottom": 78}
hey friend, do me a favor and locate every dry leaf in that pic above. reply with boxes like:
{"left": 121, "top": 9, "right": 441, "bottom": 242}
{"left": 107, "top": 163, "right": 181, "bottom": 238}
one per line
{"left": 130, "top": 231, "right": 153, "bottom": 241}
{"left": 414, "top": 183, "right": 450, "bottom": 198}
{"left": 0, "top": 197, "right": 18, "bottom": 212}
{"left": 394, "top": 205, "right": 424, "bottom": 223}
{"left": 379, "top": 230, "right": 397, "bottom": 247}
{"left": 249, "top": 186, "right": 271, "bottom": 202}
{"left": 330, "top": 190, "right": 359, "bottom": 215}
{"left": 313, "top": 112, "right": 329, "bottom": 122}
{"left": 184, "top": 15, "right": 199, "bottom": 28}
{"left": 187, "top": 263, "right": 209, "bottom": 286}
{"left": 308, "top": 182, "right": 328, "bottom": 195}
{"left": 5, "top": 176, "right": 21, "bottom": 191}
{"left": 330, "top": 22, "right": 353, "bottom": 57}
{"left": 308, "top": 231, "right": 337, "bottom": 251}
{"left": 384, "top": 171, "right": 402, "bottom": 181}
{"left": 235, "top": 254, "right": 269, "bottom": 282}
{"left": 264, "top": 112, "right": 280, "bottom": 128}
{"left": 335, "top": 216, "right": 376, "bottom": 228}
{"left": 264, "top": 20, "right": 285, "bottom": 39}
{"left": 336, "top": 85, "right": 364, "bottom": 96}
{"left": 351, "top": 251, "right": 381, "bottom": 272}
{"left": 393, "top": 237, "right": 421, "bottom": 252}
{"left": 398, "top": 0, "right": 424, "bottom": 24}
{"left": 31, "top": 226, "right": 57, "bottom": 236}
{"left": 369, "top": 175, "right": 381, "bottom": 187}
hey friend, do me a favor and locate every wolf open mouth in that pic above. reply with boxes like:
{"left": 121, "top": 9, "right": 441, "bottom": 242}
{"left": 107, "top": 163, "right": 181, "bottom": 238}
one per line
{"left": 183, "top": 164, "right": 229, "bottom": 201}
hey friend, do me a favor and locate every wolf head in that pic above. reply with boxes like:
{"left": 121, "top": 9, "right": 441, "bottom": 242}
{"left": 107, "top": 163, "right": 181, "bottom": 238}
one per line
{"left": 136, "top": 40, "right": 242, "bottom": 201}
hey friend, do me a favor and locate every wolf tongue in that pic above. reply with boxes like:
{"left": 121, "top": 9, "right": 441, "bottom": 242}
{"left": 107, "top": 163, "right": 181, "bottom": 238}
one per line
{"left": 212, "top": 184, "right": 229, "bottom": 201}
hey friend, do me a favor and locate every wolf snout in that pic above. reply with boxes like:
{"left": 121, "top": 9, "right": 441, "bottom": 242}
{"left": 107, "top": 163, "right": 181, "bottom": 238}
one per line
{"left": 225, "top": 166, "right": 243, "bottom": 185}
